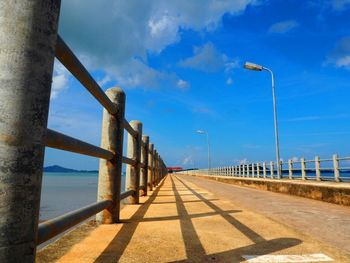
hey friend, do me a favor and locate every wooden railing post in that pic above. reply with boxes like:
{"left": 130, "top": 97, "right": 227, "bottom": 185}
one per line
{"left": 252, "top": 163, "right": 255, "bottom": 178}
{"left": 126, "top": 121, "right": 142, "bottom": 204}
{"left": 148, "top": 143, "right": 154, "bottom": 191}
{"left": 257, "top": 163, "right": 260, "bottom": 178}
{"left": 0, "top": 1, "right": 61, "bottom": 260}
{"left": 97, "top": 88, "right": 125, "bottom": 224}
{"left": 263, "top": 162, "right": 267, "bottom": 178}
{"left": 141, "top": 135, "right": 149, "bottom": 196}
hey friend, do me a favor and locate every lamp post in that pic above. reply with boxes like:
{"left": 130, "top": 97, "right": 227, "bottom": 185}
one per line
{"left": 244, "top": 62, "right": 281, "bottom": 178}
{"left": 196, "top": 130, "right": 211, "bottom": 172}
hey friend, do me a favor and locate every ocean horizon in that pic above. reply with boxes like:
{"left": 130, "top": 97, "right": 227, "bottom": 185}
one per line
{"left": 40, "top": 172, "right": 126, "bottom": 221}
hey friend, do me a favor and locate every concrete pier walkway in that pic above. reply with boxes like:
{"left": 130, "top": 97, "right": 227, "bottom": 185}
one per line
{"left": 37, "top": 174, "right": 350, "bottom": 262}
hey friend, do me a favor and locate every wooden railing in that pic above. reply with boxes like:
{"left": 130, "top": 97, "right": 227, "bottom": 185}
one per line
{"left": 0, "top": 2, "right": 167, "bottom": 261}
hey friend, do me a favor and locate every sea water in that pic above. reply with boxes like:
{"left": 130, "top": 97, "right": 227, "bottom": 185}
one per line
{"left": 40, "top": 172, "right": 126, "bottom": 221}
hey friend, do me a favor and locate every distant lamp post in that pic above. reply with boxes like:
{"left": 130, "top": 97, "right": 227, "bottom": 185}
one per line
{"left": 244, "top": 61, "right": 281, "bottom": 178}
{"left": 196, "top": 130, "right": 211, "bottom": 171}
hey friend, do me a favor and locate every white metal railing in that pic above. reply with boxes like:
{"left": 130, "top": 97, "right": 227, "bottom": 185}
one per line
{"left": 177, "top": 154, "right": 350, "bottom": 182}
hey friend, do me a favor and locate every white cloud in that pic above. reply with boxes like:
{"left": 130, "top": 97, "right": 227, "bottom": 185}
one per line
{"left": 331, "top": 0, "right": 350, "bottom": 10}
{"left": 326, "top": 37, "right": 350, "bottom": 70}
{"left": 51, "top": 60, "right": 69, "bottom": 99}
{"left": 97, "top": 75, "right": 111, "bottom": 88}
{"left": 182, "top": 155, "right": 193, "bottom": 165}
{"left": 59, "top": 0, "right": 254, "bottom": 88}
{"left": 268, "top": 20, "right": 299, "bottom": 34}
{"left": 177, "top": 79, "right": 190, "bottom": 89}
{"left": 236, "top": 158, "right": 248, "bottom": 164}
{"left": 284, "top": 113, "right": 350, "bottom": 122}
{"left": 226, "top": 77, "right": 233, "bottom": 85}
{"left": 335, "top": 55, "right": 350, "bottom": 67}
{"left": 178, "top": 42, "right": 239, "bottom": 73}
{"left": 292, "top": 157, "right": 299, "bottom": 162}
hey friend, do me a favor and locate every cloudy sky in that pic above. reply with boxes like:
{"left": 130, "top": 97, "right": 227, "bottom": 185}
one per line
{"left": 45, "top": 0, "right": 350, "bottom": 169}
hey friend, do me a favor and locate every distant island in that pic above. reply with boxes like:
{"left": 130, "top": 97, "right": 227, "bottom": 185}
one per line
{"left": 44, "top": 165, "right": 98, "bottom": 173}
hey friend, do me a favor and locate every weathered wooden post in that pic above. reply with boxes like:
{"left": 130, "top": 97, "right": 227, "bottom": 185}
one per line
{"left": 270, "top": 161, "right": 274, "bottom": 178}
{"left": 257, "top": 163, "right": 260, "bottom": 178}
{"left": 333, "top": 154, "right": 340, "bottom": 182}
{"left": 252, "top": 163, "right": 255, "bottom": 178}
{"left": 288, "top": 159, "right": 293, "bottom": 180}
{"left": 126, "top": 121, "right": 142, "bottom": 204}
{"left": 97, "top": 88, "right": 125, "bottom": 224}
{"left": 246, "top": 163, "right": 250, "bottom": 177}
{"left": 0, "top": 1, "right": 61, "bottom": 261}
{"left": 141, "top": 135, "right": 149, "bottom": 196}
{"left": 148, "top": 143, "right": 154, "bottom": 191}
{"left": 301, "top": 157, "right": 306, "bottom": 180}
{"left": 315, "top": 156, "right": 321, "bottom": 181}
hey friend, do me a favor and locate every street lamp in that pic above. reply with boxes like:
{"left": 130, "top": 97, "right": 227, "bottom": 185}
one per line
{"left": 244, "top": 61, "right": 281, "bottom": 178}
{"left": 196, "top": 130, "right": 211, "bottom": 172}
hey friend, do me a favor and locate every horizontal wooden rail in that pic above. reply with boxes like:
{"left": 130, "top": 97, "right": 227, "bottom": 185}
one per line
{"left": 120, "top": 190, "right": 135, "bottom": 200}
{"left": 37, "top": 200, "right": 113, "bottom": 245}
{"left": 122, "top": 156, "right": 137, "bottom": 166}
{"left": 46, "top": 129, "right": 114, "bottom": 160}
{"left": 55, "top": 35, "right": 117, "bottom": 115}
{"left": 123, "top": 119, "right": 138, "bottom": 138}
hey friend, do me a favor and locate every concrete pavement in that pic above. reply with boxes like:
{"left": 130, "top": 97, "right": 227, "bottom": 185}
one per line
{"left": 37, "top": 174, "right": 350, "bottom": 262}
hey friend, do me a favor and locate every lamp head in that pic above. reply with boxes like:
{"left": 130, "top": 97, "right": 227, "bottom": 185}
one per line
{"left": 244, "top": 61, "right": 263, "bottom": 71}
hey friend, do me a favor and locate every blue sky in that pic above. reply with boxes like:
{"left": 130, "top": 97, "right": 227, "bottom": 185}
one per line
{"left": 45, "top": 0, "right": 350, "bottom": 169}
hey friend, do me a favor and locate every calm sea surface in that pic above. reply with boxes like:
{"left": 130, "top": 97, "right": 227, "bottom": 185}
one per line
{"left": 40, "top": 172, "right": 126, "bottom": 221}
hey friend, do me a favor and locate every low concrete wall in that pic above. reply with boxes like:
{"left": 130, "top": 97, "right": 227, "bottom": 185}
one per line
{"left": 181, "top": 173, "right": 350, "bottom": 206}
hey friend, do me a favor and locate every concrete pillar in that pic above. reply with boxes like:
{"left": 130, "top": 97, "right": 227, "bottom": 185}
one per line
{"left": 270, "top": 161, "right": 274, "bottom": 178}
{"left": 288, "top": 159, "right": 293, "bottom": 180}
{"left": 126, "top": 121, "right": 142, "bottom": 204}
{"left": 278, "top": 160, "right": 283, "bottom": 179}
{"left": 333, "top": 154, "right": 340, "bottom": 182}
{"left": 263, "top": 162, "right": 267, "bottom": 178}
{"left": 147, "top": 143, "right": 154, "bottom": 191}
{"left": 315, "top": 156, "right": 321, "bottom": 181}
{"left": 0, "top": 1, "right": 61, "bottom": 261}
{"left": 140, "top": 135, "right": 149, "bottom": 196}
{"left": 301, "top": 158, "right": 306, "bottom": 180}
{"left": 153, "top": 150, "right": 157, "bottom": 186}
{"left": 97, "top": 88, "right": 125, "bottom": 224}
